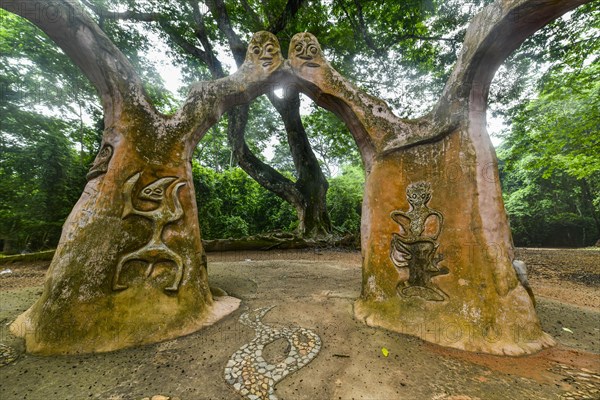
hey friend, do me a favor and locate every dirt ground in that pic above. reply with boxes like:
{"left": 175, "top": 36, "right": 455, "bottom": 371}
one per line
{"left": 0, "top": 248, "right": 598, "bottom": 400}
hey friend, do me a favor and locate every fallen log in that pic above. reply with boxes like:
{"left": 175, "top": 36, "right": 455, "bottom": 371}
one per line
{"left": 201, "top": 233, "right": 358, "bottom": 252}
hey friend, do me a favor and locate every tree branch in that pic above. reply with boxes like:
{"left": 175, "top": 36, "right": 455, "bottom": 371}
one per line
{"left": 268, "top": 0, "right": 306, "bottom": 34}
{"left": 80, "top": 0, "right": 161, "bottom": 22}
{"left": 240, "top": 0, "right": 264, "bottom": 31}
{"left": 435, "top": 0, "right": 592, "bottom": 126}
{"left": 206, "top": 0, "right": 247, "bottom": 66}
{"left": 160, "top": 22, "right": 210, "bottom": 64}
{"left": 266, "top": 88, "right": 322, "bottom": 183}
{"left": 337, "top": 1, "right": 362, "bottom": 48}
{"left": 190, "top": 1, "right": 226, "bottom": 78}
{"left": 351, "top": 0, "right": 383, "bottom": 56}
{"left": 227, "top": 105, "right": 303, "bottom": 207}
{"left": 82, "top": 0, "right": 226, "bottom": 80}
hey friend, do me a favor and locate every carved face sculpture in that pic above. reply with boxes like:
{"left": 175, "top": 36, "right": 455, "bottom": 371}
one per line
{"left": 139, "top": 177, "right": 177, "bottom": 202}
{"left": 406, "top": 182, "right": 432, "bottom": 207}
{"left": 289, "top": 32, "right": 324, "bottom": 69}
{"left": 245, "top": 31, "right": 282, "bottom": 72}
{"left": 86, "top": 144, "right": 113, "bottom": 180}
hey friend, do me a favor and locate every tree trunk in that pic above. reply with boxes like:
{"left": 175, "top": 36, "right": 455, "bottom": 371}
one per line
{"left": 10, "top": 122, "right": 224, "bottom": 354}
{"left": 2, "top": 238, "right": 13, "bottom": 254}
{"left": 581, "top": 178, "right": 600, "bottom": 242}
{"left": 286, "top": 0, "right": 590, "bottom": 355}
{"left": 226, "top": 99, "right": 331, "bottom": 237}
{"left": 268, "top": 88, "right": 332, "bottom": 237}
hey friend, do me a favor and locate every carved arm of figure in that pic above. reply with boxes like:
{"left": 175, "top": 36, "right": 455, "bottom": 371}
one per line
{"left": 427, "top": 210, "right": 444, "bottom": 241}
{"left": 121, "top": 173, "right": 143, "bottom": 219}
{"left": 168, "top": 181, "right": 187, "bottom": 223}
{"left": 390, "top": 210, "right": 412, "bottom": 237}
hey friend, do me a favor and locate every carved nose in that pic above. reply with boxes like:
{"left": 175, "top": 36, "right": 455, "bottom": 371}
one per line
{"left": 298, "top": 54, "right": 312, "bottom": 60}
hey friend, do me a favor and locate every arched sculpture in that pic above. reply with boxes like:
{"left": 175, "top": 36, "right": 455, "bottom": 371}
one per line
{"left": 4, "top": 0, "right": 589, "bottom": 356}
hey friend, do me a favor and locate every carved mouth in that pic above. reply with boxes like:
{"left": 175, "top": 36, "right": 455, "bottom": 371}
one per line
{"left": 262, "top": 61, "right": 273, "bottom": 67}
{"left": 305, "top": 62, "right": 320, "bottom": 68}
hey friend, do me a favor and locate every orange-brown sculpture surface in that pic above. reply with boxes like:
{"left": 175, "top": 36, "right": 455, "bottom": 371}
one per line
{"left": 288, "top": 31, "right": 555, "bottom": 355}
{"left": 10, "top": 32, "right": 284, "bottom": 355}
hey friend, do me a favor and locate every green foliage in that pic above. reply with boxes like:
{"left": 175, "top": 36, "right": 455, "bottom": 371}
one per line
{"left": 192, "top": 163, "right": 296, "bottom": 239}
{"left": 303, "top": 106, "right": 361, "bottom": 177}
{"left": 0, "top": 9, "right": 97, "bottom": 252}
{"left": 497, "top": 12, "right": 600, "bottom": 247}
{"left": 503, "top": 63, "right": 600, "bottom": 180}
{"left": 0, "top": 123, "right": 86, "bottom": 252}
{"left": 191, "top": 162, "right": 366, "bottom": 239}
{"left": 327, "top": 165, "right": 364, "bottom": 235}
{"left": 500, "top": 162, "right": 599, "bottom": 247}
{"left": 498, "top": 61, "right": 600, "bottom": 247}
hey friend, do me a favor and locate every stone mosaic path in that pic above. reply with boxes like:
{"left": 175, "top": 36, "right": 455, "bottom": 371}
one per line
{"left": 224, "top": 306, "right": 321, "bottom": 400}
{"left": 0, "top": 344, "right": 18, "bottom": 367}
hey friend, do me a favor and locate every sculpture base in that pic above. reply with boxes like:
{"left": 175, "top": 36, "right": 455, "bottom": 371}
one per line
{"left": 10, "top": 293, "right": 240, "bottom": 355}
{"left": 354, "top": 298, "right": 555, "bottom": 356}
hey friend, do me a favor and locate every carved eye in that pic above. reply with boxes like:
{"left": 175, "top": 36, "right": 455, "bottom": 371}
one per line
{"left": 252, "top": 46, "right": 260, "bottom": 55}
{"left": 265, "top": 44, "right": 274, "bottom": 53}
{"left": 308, "top": 45, "right": 318, "bottom": 55}
{"left": 154, "top": 188, "right": 163, "bottom": 195}
{"left": 295, "top": 43, "right": 303, "bottom": 52}
{"left": 144, "top": 188, "right": 152, "bottom": 195}
{"left": 412, "top": 194, "right": 417, "bottom": 199}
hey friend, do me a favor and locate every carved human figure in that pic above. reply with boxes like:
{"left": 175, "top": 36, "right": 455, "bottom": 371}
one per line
{"left": 113, "top": 172, "right": 186, "bottom": 292}
{"left": 390, "top": 182, "right": 448, "bottom": 301}
{"left": 391, "top": 181, "right": 443, "bottom": 241}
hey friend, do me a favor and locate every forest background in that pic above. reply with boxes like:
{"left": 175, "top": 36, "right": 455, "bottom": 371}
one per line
{"left": 1, "top": 0, "right": 598, "bottom": 253}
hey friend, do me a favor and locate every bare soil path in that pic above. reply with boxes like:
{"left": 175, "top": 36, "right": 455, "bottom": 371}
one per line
{"left": 0, "top": 248, "right": 598, "bottom": 400}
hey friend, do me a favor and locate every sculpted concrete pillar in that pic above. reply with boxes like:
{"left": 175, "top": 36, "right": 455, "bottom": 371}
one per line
{"left": 286, "top": 24, "right": 562, "bottom": 355}
{"left": 8, "top": 22, "right": 284, "bottom": 353}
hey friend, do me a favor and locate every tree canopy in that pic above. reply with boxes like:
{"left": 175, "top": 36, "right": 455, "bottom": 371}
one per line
{"left": 1, "top": 0, "right": 598, "bottom": 252}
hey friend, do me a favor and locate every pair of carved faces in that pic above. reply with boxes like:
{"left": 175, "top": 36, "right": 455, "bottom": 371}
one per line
{"left": 245, "top": 31, "right": 325, "bottom": 72}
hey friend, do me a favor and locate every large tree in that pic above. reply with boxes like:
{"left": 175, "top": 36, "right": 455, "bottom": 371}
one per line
{"left": 75, "top": 0, "right": 458, "bottom": 238}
